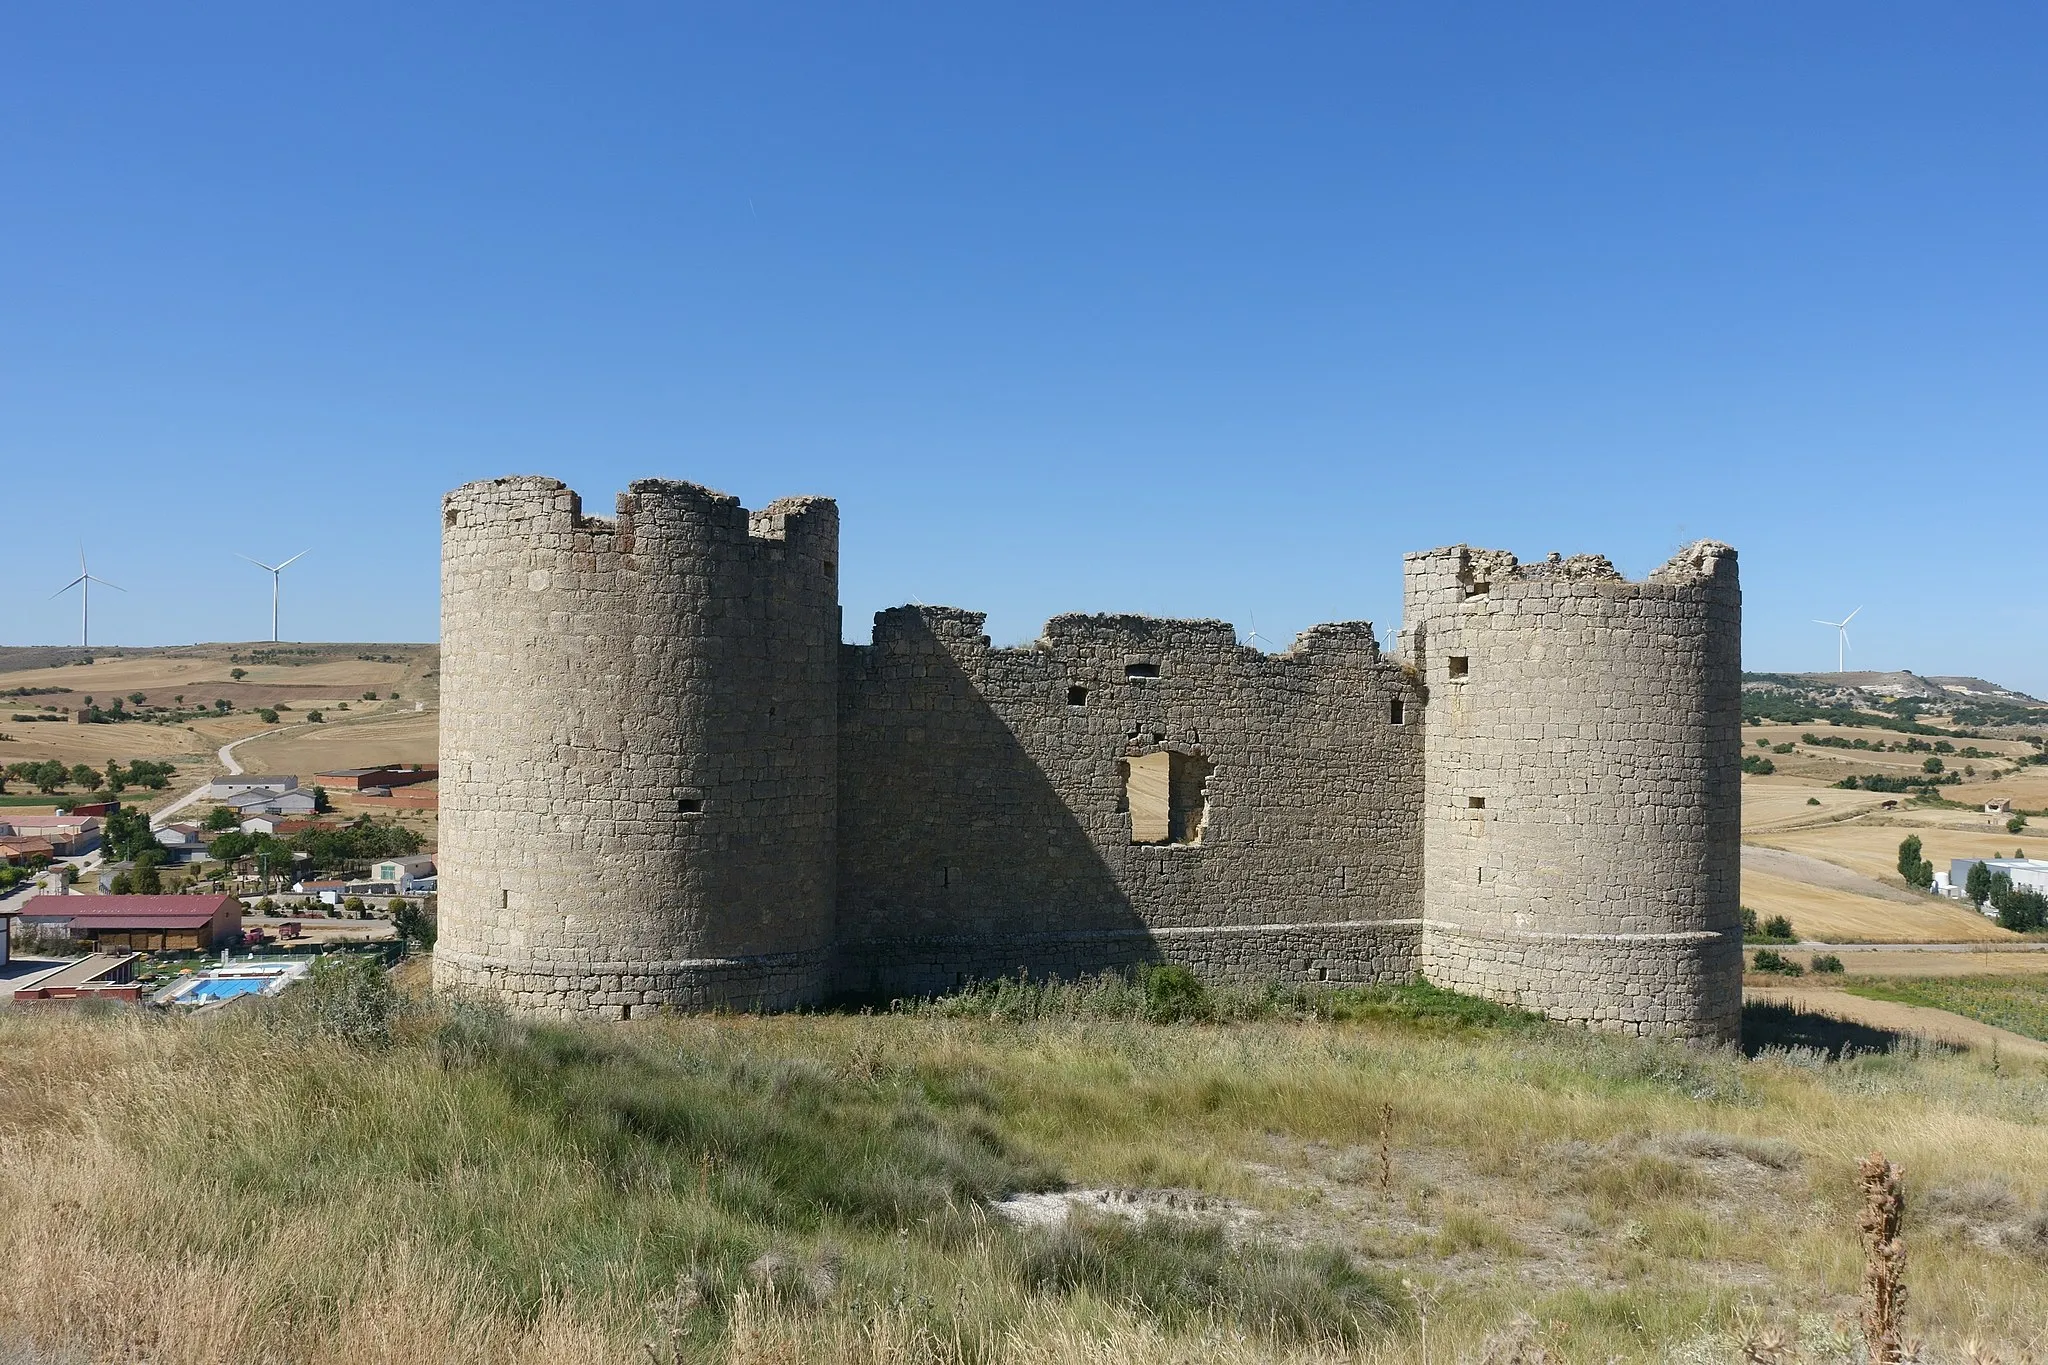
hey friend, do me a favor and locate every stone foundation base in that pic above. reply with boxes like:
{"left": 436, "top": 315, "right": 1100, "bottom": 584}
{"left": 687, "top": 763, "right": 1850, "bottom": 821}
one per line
{"left": 835, "top": 919, "right": 1425, "bottom": 998}
{"left": 432, "top": 945, "right": 832, "bottom": 1018}
{"left": 1421, "top": 922, "right": 1742, "bottom": 1041}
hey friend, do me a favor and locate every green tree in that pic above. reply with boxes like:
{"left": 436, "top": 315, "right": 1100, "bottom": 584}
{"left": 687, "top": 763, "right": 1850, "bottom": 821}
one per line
{"left": 102, "top": 805, "right": 157, "bottom": 862}
{"left": 209, "top": 830, "right": 256, "bottom": 864}
{"left": 257, "top": 708, "right": 279, "bottom": 724}
{"left": 1896, "top": 836, "right": 1934, "bottom": 890}
{"left": 392, "top": 897, "right": 437, "bottom": 951}
{"left": 2010, "top": 814, "right": 2030, "bottom": 835}
{"left": 1922, "top": 757, "right": 1945, "bottom": 774}
{"left": 31, "top": 759, "right": 68, "bottom": 793}
{"left": 214, "top": 699, "right": 232, "bottom": 713}
{"left": 203, "top": 804, "right": 241, "bottom": 832}
{"left": 131, "top": 849, "right": 164, "bottom": 895}
{"left": 127, "top": 692, "right": 145, "bottom": 705}
{"left": 312, "top": 784, "right": 331, "bottom": 813}
{"left": 1967, "top": 860, "right": 1995, "bottom": 908}
{"left": 68, "top": 764, "right": 101, "bottom": 792}
{"left": 306, "top": 710, "right": 324, "bottom": 723}
{"left": 1762, "top": 914, "right": 1795, "bottom": 941}
{"left": 230, "top": 668, "right": 246, "bottom": 681}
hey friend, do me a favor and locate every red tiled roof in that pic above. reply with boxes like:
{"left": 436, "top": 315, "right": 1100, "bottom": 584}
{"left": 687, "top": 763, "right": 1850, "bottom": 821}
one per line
{"left": 19, "top": 894, "right": 237, "bottom": 929}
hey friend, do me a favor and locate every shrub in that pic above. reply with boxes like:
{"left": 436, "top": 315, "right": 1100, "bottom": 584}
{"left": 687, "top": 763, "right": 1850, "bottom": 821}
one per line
{"left": 1019, "top": 1213, "right": 1399, "bottom": 1344}
{"left": 2010, "top": 814, "right": 2030, "bottom": 835}
{"left": 1138, "top": 963, "right": 1208, "bottom": 1022}
{"left": 1923, "top": 757, "right": 1945, "bottom": 773}
{"left": 1807, "top": 796, "right": 1822, "bottom": 805}
{"left": 276, "top": 953, "right": 400, "bottom": 1047}
{"left": 1811, "top": 954, "right": 1845, "bottom": 974}
{"left": 1763, "top": 915, "right": 1795, "bottom": 940}
{"left": 1739, "top": 906, "right": 1759, "bottom": 936}
{"left": 1751, "top": 949, "right": 1804, "bottom": 976}
{"left": 1740, "top": 754, "right": 1776, "bottom": 776}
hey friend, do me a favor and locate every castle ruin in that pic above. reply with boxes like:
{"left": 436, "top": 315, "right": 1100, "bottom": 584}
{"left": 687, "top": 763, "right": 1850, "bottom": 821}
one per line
{"left": 436, "top": 476, "right": 1743, "bottom": 1038}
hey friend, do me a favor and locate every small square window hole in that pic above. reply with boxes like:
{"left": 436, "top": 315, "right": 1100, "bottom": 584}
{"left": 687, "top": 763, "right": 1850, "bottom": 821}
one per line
{"left": 1068, "top": 685, "right": 1088, "bottom": 707}
{"left": 1447, "top": 656, "right": 1469, "bottom": 679}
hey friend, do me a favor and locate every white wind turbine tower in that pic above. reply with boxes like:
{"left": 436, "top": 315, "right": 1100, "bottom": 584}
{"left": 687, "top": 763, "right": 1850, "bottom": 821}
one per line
{"left": 1815, "top": 606, "right": 1861, "bottom": 674}
{"left": 239, "top": 550, "right": 310, "bottom": 643}
{"left": 50, "top": 549, "right": 124, "bottom": 648}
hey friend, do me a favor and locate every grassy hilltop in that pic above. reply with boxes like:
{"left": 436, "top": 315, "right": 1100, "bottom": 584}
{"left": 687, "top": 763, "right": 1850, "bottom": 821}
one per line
{"left": 5, "top": 969, "right": 2048, "bottom": 1364}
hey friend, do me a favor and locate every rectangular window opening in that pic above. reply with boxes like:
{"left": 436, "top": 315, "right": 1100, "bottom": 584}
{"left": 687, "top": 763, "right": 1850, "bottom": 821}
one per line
{"left": 1390, "top": 697, "right": 1405, "bottom": 725}
{"left": 1125, "top": 662, "right": 1160, "bottom": 680}
{"left": 1447, "top": 656, "right": 1470, "bottom": 679}
{"left": 1466, "top": 581, "right": 1490, "bottom": 596}
{"left": 1467, "top": 795, "right": 1487, "bottom": 810}
{"left": 1120, "top": 750, "right": 1212, "bottom": 845}
{"left": 1068, "top": 685, "right": 1088, "bottom": 707}
{"left": 678, "top": 798, "right": 702, "bottom": 814}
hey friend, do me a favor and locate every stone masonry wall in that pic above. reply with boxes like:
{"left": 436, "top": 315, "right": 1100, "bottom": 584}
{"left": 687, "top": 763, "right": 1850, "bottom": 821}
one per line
{"left": 834, "top": 608, "right": 1426, "bottom": 995}
{"left": 436, "top": 476, "right": 839, "bottom": 1017}
{"left": 1403, "top": 542, "right": 1744, "bottom": 1040}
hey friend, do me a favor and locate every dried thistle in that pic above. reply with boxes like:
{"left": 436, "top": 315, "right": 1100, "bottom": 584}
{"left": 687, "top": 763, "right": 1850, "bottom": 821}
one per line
{"left": 1379, "top": 1100, "right": 1395, "bottom": 1191}
{"left": 1858, "top": 1153, "right": 1908, "bottom": 1364}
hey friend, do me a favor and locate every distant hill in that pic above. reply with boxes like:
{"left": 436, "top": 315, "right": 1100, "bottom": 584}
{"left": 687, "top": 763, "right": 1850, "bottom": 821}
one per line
{"left": 1749, "top": 670, "right": 2038, "bottom": 704}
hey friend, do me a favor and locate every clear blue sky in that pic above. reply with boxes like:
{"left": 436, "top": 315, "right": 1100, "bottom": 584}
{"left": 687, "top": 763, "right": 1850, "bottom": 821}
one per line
{"left": 5, "top": 4, "right": 2044, "bottom": 693}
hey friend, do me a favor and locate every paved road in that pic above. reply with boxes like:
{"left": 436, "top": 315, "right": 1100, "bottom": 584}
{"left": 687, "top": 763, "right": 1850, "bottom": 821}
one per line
{"left": 148, "top": 727, "right": 279, "bottom": 828}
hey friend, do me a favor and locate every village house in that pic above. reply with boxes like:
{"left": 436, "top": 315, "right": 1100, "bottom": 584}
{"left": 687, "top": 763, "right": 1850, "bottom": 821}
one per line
{"left": 371, "top": 855, "right": 435, "bottom": 891}
{"left": 0, "top": 815, "right": 101, "bottom": 857}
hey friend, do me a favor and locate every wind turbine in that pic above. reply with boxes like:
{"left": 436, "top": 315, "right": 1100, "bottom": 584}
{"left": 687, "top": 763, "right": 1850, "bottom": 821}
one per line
{"left": 1815, "top": 607, "right": 1861, "bottom": 674}
{"left": 50, "top": 549, "right": 123, "bottom": 648}
{"left": 1243, "top": 613, "right": 1271, "bottom": 652}
{"left": 239, "top": 550, "right": 310, "bottom": 643}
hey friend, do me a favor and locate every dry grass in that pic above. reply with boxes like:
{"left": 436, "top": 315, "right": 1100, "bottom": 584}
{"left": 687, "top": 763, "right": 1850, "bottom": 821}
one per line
{"left": 230, "top": 706, "right": 439, "bottom": 778}
{"left": 1740, "top": 870, "right": 2012, "bottom": 944}
{"left": 6, "top": 983, "right": 2048, "bottom": 1363}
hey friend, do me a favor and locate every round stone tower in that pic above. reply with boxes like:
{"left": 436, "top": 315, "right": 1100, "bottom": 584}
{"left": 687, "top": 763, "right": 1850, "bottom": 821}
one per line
{"left": 435, "top": 475, "right": 839, "bottom": 1017}
{"left": 1402, "top": 541, "right": 1742, "bottom": 1040}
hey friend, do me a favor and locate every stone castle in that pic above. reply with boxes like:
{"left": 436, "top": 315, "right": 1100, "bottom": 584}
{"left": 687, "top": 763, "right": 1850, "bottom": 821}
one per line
{"left": 435, "top": 475, "right": 1743, "bottom": 1038}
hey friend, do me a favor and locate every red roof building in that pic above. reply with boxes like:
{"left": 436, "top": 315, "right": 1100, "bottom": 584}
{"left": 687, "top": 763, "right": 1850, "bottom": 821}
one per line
{"left": 16, "top": 894, "right": 243, "bottom": 953}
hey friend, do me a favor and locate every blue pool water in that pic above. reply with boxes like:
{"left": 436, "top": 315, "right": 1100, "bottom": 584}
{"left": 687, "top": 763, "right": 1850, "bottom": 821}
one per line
{"left": 184, "top": 976, "right": 275, "bottom": 1002}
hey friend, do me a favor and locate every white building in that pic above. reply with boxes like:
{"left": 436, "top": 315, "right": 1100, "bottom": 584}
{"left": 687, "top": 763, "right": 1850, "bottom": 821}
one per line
{"left": 227, "top": 789, "right": 316, "bottom": 818}
{"left": 1948, "top": 857, "right": 2048, "bottom": 913}
{"left": 207, "top": 775, "right": 299, "bottom": 801}
{"left": 370, "top": 855, "right": 436, "bottom": 891}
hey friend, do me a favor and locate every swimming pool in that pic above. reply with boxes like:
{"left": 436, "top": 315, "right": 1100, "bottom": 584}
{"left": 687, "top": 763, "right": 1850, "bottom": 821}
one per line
{"left": 182, "top": 976, "right": 276, "bottom": 1003}
{"left": 154, "top": 958, "right": 312, "bottom": 1006}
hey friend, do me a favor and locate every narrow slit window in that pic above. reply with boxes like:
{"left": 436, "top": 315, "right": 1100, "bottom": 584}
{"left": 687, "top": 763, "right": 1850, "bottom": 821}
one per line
{"left": 1447, "top": 656, "right": 1470, "bottom": 679}
{"left": 1068, "top": 685, "right": 1088, "bottom": 707}
{"left": 1390, "top": 697, "right": 1405, "bottom": 725}
{"left": 1125, "top": 662, "right": 1160, "bottom": 680}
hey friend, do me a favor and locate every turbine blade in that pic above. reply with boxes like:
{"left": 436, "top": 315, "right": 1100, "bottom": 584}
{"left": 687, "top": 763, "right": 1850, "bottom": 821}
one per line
{"left": 274, "top": 549, "right": 310, "bottom": 570}
{"left": 49, "top": 576, "right": 85, "bottom": 598}
{"left": 237, "top": 553, "right": 279, "bottom": 571}
{"left": 1842, "top": 606, "right": 1862, "bottom": 625}
{"left": 88, "top": 576, "right": 125, "bottom": 592}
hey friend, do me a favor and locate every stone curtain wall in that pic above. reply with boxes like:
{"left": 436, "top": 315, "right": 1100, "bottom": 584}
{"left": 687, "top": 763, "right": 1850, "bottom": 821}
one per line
{"left": 1404, "top": 543, "right": 1744, "bottom": 1040}
{"left": 834, "top": 608, "right": 1426, "bottom": 995}
{"left": 436, "top": 477, "right": 839, "bottom": 1017}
